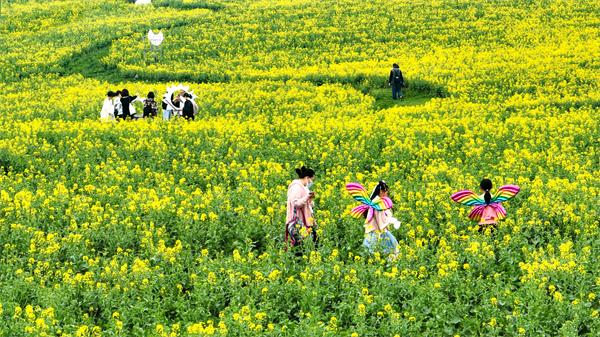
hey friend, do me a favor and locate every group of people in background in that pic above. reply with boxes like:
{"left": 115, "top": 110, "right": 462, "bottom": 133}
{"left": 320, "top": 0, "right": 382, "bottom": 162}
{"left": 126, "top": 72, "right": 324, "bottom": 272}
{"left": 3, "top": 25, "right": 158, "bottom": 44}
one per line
{"left": 100, "top": 88, "right": 198, "bottom": 122}
{"left": 99, "top": 64, "right": 403, "bottom": 122}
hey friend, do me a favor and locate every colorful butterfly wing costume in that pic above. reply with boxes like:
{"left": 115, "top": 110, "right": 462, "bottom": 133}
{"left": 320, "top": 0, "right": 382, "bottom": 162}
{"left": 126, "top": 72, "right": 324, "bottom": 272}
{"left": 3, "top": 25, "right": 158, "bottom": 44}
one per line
{"left": 451, "top": 184, "right": 520, "bottom": 222}
{"left": 346, "top": 183, "right": 393, "bottom": 224}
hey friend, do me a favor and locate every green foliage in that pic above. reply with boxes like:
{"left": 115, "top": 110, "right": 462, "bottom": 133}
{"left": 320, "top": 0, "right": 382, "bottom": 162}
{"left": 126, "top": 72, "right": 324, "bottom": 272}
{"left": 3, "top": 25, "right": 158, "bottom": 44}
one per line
{"left": 151, "top": 0, "right": 225, "bottom": 11}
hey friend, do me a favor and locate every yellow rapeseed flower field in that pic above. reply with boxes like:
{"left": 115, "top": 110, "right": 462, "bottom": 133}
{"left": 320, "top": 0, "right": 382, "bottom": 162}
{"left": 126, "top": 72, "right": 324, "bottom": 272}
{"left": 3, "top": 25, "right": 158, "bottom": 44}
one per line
{"left": 1, "top": 0, "right": 600, "bottom": 335}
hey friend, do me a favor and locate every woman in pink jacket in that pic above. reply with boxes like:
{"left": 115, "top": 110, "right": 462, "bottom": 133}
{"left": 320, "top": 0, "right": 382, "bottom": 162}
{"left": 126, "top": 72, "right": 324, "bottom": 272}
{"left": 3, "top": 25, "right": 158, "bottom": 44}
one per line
{"left": 286, "top": 166, "right": 316, "bottom": 247}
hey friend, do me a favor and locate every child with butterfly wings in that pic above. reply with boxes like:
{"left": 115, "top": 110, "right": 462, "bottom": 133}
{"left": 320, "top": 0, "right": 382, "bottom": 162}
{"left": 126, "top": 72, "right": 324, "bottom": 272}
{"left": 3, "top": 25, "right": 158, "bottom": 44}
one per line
{"left": 346, "top": 181, "right": 401, "bottom": 256}
{"left": 451, "top": 179, "right": 520, "bottom": 233}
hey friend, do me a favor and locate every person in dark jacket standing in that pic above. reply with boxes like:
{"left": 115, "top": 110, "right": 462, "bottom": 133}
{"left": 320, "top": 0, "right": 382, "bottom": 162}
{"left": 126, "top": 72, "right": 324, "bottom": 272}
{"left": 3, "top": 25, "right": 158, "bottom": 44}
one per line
{"left": 182, "top": 93, "right": 195, "bottom": 121}
{"left": 388, "top": 64, "right": 404, "bottom": 100}
{"left": 120, "top": 89, "right": 138, "bottom": 119}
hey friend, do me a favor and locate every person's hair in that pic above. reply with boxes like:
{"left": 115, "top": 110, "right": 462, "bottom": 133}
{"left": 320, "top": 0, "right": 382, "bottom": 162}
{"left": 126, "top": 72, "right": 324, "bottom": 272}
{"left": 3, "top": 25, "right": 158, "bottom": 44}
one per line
{"left": 116, "top": 90, "right": 122, "bottom": 96}
{"left": 393, "top": 63, "right": 399, "bottom": 68}
{"left": 184, "top": 93, "right": 192, "bottom": 98}
{"left": 107, "top": 91, "right": 115, "bottom": 97}
{"left": 295, "top": 166, "right": 315, "bottom": 179}
{"left": 370, "top": 180, "right": 389, "bottom": 200}
{"left": 147, "top": 92, "right": 155, "bottom": 99}
{"left": 480, "top": 179, "right": 493, "bottom": 205}
{"left": 121, "top": 89, "right": 130, "bottom": 97}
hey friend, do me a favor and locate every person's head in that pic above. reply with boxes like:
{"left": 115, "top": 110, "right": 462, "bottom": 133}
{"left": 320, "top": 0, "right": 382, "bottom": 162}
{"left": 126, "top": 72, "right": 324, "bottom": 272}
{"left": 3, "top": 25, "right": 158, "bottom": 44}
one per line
{"left": 480, "top": 178, "right": 493, "bottom": 204}
{"left": 184, "top": 93, "right": 192, "bottom": 99}
{"left": 393, "top": 63, "right": 399, "bottom": 69}
{"left": 121, "top": 89, "right": 130, "bottom": 97}
{"left": 295, "top": 166, "right": 315, "bottom": 186}
{"left": 107, "top": 91, "right": 115, "bottom": 98}
{"left": 116, "top": 90, "right": 122, "bottom": 97}
{"left": 370, "top": 180, "right": 389, "bottom": 200}
{"left": 179, "top": 89, "right": 186, "bottom": 96}
{"left": 147, "top": 92, "right": 155, "bottom": 99}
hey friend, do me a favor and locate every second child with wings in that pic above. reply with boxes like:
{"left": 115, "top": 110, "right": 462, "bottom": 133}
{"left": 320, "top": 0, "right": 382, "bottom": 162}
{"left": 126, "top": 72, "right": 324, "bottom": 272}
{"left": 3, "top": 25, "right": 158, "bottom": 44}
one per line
{"left": 346, "top": 181, "right": 401, "bottom": 257}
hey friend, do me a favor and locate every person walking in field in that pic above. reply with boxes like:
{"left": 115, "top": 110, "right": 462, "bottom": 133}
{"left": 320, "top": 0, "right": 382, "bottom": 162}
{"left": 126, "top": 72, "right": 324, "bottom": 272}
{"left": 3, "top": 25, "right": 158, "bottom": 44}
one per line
{"left": 389, "top": 63, "right": 404, "bottom": 100}
{"left": 346, "top": 181, "right": 400, "bottom": 257}
{"left": 451, "top": 179, "right": 520, "bottom": 234}
{"left": 286, "top": 166, "right": 317, "bottom": 248}
{"left": 101, "top": 91, "right": 115, "bottom": 121}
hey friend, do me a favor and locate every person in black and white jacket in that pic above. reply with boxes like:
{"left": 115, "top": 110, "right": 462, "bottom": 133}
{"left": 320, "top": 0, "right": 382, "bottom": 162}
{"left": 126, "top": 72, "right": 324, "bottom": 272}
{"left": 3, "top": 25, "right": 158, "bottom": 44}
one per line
{"left": 119, "top": 89, "right": 139, "bottom": 120}
{"left": 114, "top": 91, "right": 124, "bottom": 120}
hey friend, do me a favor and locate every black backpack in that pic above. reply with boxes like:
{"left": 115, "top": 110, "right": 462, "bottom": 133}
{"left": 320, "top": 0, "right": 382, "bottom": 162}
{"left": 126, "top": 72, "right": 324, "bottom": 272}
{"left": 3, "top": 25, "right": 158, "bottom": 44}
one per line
{"left": 392, "top": 68, "right": 403, "bottom": 84}
{"left": 143, "top": 99, "right": 155, "bottom": 117}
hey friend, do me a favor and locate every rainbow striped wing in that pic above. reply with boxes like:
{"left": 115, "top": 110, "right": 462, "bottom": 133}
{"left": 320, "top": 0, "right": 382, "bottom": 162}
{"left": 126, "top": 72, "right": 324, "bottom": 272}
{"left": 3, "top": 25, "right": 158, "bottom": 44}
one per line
{"left": 491, "top": 203, "right": 507, "bottom": 220}
{"left": 490, "top": 185, "right": 520, "bottom": 204}
{"left": 365, "top": 208, "right": 375, "bottom": 224}
{"left": 350, "top": 205, "right": 370, "bottom": 219}
{"left": 372, "top": 196, "right": 393, "bottom": 211}
{"left": 346, "top": 183, "right": 371, "bottom": 205}
{"left": 468, "top": 205, "right": 486, "bottom": 222}
{"left": 346, "top": 182, "right": 394, "bottom": 210}
{"left": 451, "top": 190, "right": 486, "bottom": 206}
{"left": 346, "top": 183, "right": 394, "bottom": 223}
{"left": 467, "top": 204, "right": 507, "bottom": 222}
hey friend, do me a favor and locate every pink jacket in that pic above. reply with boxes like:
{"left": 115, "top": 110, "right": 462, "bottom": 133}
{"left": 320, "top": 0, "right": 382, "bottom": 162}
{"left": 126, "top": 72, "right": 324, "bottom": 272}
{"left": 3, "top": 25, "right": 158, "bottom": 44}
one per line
{"left": 365, "top": 210, "right": 390, "bottom": 233}
{"left": 286, "top": 180, "right": 314, "bottom": 227}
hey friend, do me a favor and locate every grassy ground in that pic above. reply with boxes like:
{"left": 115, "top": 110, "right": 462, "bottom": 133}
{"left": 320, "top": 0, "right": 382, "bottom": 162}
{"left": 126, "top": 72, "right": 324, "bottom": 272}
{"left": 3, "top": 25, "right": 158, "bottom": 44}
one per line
{"left": 62, "top": 45, "right": 126, "bottom": 83}
{"left": 365, "top": 87, "right": 435, "bottom": 110}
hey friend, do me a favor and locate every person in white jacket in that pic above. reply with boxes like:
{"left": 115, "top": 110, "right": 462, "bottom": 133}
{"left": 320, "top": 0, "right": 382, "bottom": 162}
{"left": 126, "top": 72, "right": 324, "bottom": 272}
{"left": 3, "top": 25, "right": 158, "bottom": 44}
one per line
{"left": 100, "top": 91, "right": 115, "bottom": 121}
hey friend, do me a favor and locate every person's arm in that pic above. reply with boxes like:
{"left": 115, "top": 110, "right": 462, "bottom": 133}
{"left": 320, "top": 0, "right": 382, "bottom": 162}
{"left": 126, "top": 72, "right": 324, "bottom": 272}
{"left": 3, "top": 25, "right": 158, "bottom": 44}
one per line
{"left": 389, "top": 70, "right": 393, "bottom": 86}
{"left": 399, "top": 70, "right": 404, "bottom": 84}
{"left": 290, "top": 184, "right": 310, "bottom": 207}
{"left": 193, "top": 101, "right": 199, "bottom": 116}
{"left": 172, "top": 99, "right": 183, "bottom": 112}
